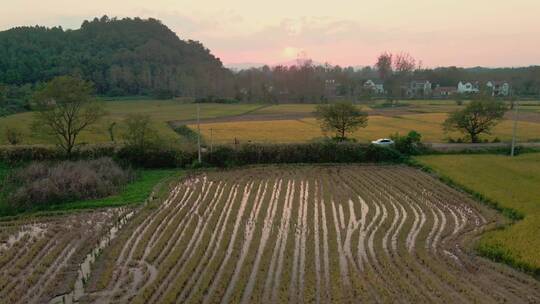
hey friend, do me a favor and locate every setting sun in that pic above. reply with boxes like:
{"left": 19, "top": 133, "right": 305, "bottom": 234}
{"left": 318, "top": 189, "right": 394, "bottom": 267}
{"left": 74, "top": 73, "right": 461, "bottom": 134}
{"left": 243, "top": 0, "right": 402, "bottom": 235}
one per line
{"left": 0, "top": 3, "right": 540, "bottom": 303}
{"left": 281, "top": 46, "right": 302, "bottom": 59}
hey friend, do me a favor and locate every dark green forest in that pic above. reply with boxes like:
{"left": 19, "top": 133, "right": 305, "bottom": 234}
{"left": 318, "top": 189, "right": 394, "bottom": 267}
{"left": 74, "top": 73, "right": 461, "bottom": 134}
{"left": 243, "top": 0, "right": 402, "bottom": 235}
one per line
{"left": 0, "top": 16, "right": 233, "bottom": 98}
{"left": 1, "top": 15, "right": 539, "bottom": 108}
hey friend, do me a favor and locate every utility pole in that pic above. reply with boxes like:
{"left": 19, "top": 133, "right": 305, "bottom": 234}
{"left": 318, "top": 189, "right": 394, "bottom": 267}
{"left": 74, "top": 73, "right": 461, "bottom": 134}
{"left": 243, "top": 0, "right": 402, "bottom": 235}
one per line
{"left": 511, "top": 97, "right": 519, "bottom": 157}
{"left": 197, "top": 103, "right": 202, "bottom": 163}
{"left": 210, "top": 128, "right": 213, "bottom": 153}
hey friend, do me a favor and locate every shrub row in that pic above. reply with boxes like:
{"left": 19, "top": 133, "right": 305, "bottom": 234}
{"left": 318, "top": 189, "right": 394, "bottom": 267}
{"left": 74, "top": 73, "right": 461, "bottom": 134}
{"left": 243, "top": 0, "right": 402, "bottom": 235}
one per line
{"left": 6, "top": 158, "right": 134, "bottom": 210}
{"left": 205, "top": 142, "right": 405, "bottom": 167}
{"left": 170, "top": 124, "right": 200, "bottom": 144}
{"left": 0, "top": 144, "right": 119, "bottom": 164}
{"left": 0, "top": 142, "right": 406, "bottom": 168}
{"left": 194, "top": 96, "right": 240, "bottom": 104}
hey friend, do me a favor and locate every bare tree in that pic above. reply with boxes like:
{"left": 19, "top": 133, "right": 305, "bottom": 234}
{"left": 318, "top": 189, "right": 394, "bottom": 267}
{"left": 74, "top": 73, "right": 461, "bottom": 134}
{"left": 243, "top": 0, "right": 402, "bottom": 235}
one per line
{"left": 33, "top": 76, "right": 105, "bottom": 156}
{"left": 375, "top": 52, "right": 418, "bottom": 99}
{"left": 375, "top": 52, "right": 393, "bottom": 80}
{"left": 393, "top": 52, "right": 416, "bottom": 76}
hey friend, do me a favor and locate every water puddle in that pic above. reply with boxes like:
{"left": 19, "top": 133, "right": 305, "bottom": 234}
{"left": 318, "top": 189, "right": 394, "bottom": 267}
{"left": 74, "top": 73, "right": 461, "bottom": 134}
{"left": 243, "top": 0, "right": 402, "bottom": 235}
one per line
{"left": 0, "top": 224, "right": 46, "bottom": 251}
{"left": 49, "top": 210, "right": 135, "bottom": 304}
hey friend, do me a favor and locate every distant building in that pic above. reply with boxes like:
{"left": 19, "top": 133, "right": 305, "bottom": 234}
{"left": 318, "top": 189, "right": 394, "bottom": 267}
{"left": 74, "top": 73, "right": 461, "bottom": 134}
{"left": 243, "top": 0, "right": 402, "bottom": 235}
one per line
{"left": 486, "top": 81, "right": 510, "bottom": 97}
{"left": 363, "top": 79, "right": 385, "bottom": 95}
{"left": 457, "top": 81, "right": 480, "bottom": 94}
{"left": 409, "top": 80, "right": 432, "bottom": 97}
{"left": 324, "top": 79, "right": 339, "bottom": 98}
{"left": 433, "top": 86, "right": 457, "bottom": 97}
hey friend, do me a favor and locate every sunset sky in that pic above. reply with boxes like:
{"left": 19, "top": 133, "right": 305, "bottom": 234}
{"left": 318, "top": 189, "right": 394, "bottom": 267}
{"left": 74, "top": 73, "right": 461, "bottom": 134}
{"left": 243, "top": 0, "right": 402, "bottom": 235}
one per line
{"left": 2, "top": 0, "right": 540, "bottom": 68}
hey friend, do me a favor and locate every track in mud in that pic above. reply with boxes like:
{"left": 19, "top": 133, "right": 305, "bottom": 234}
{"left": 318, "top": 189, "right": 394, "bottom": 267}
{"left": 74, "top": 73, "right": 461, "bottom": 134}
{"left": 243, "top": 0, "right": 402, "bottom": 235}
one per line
{"left": 0, "top": 208, "right": 130, "bottom": 304}
{"left": 5, "top": 165, "right": 540, "bottom": 303}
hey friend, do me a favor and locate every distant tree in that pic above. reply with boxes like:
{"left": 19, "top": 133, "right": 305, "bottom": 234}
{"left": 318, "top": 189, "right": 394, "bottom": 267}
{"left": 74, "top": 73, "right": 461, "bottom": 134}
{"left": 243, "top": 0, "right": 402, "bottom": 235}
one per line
{"left": 32, "top": 76, "right": 105, "bottom": 155}
{"left": 375, "top": 53, "right": 393, "bottom": 81}
{"left": 375, "top": 52, "right": 418, "bottom": 99}
{"left": 0, "top": 84, "right": 6, "bottom": 103}
{"left": 5, "top": 127, "right": 22, "bottom": 145}
{"left": 122, "top": 114, "right": 159, "bottom": 150}
{"left": 393, "top": 52, "right": 416, "bottom": 76}
{"left": 315, "top": 102, "right": 368, "bottom": 140}
{"left": 443, "top": 99, "right": 507, "bottom": 143}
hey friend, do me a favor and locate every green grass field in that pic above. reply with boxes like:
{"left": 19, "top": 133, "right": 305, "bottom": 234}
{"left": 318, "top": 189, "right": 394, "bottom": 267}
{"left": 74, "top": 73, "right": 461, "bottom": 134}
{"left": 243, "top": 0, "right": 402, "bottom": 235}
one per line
{"left": 415, "top": 153, "right": 540, "bottom": 273}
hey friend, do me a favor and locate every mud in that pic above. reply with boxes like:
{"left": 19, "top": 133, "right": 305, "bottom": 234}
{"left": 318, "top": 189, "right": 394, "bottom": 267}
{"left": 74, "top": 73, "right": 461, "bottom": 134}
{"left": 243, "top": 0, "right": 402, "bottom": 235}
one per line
{"left": 7, "top": 165, "right": 540, "bottom": 304}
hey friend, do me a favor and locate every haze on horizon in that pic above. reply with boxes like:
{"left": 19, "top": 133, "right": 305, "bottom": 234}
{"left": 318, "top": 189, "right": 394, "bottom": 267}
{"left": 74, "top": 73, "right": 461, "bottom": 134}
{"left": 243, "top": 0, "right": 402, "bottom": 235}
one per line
{"left": 2, "top": 0, "right": 540, "bottom": 68}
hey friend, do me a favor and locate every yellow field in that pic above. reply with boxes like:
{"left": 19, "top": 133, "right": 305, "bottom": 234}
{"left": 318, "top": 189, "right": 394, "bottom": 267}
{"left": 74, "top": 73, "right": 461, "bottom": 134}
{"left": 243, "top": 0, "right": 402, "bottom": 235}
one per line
{"left": 249, "top": 104, "right": 371, "bottom": 115}
{"left": 0, "top": 100, "right": 262, "bottom": 145}
{"left": 249, "top": 104, "right": 318, "bottom": 114}
{"left": 192, "top": 113, "right": 540, "bottom": 144}
{"left": 2, "top": 101, "right": 540, "bottom": 145}
{"left": 415, "top": 153, "right": 540, "bottom": 271}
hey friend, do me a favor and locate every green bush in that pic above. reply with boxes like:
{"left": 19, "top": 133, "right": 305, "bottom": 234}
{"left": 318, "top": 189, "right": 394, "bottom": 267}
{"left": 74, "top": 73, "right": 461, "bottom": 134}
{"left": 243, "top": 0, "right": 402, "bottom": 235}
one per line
{"left": 0, "top": 145, "right": 62, "bottom": 164}
{"left": 0, "top": 144, "right": 119, "bottom": 164}
{"left": 390, "top": 130, "right": 425, "bottom": 155}
{"left": 206, "top": 146, "right": 237, "bottom": 167}
{"left": 195, "top": 96, "right": 240, "bottom": 104}
{"left": 116, "top": 146, "right": 194, "bottom": 168}
{"left": 171, "top": 125, "right": 200, "bottom": 144}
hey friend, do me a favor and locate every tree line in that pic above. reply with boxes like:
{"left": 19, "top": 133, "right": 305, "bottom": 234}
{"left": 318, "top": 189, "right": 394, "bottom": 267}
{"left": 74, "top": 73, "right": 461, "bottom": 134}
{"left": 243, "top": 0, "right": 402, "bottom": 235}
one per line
{"left": 233, "top": 56, "right": 540, "bottom": 103}
{"left": 1, "top": 16, "right": 539, "bottom": 106}
{"left": 315, "top": 97, "right": 506, "bottom": 144}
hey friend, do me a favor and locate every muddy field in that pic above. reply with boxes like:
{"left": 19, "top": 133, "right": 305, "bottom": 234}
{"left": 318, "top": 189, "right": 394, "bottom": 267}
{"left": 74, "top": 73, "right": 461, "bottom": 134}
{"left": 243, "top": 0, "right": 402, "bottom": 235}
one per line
{"left": 0, "top": 208, "right": 132, "bottom": 303}
{"left": 3, "top": 166, "right": 540, "bottom": 303}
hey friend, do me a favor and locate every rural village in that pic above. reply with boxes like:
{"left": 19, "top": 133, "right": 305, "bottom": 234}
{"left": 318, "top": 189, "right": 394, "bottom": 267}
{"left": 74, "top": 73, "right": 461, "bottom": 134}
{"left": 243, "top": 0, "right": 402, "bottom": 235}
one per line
{"left": 0, "top": 2, "right": 539, "bottom": 304}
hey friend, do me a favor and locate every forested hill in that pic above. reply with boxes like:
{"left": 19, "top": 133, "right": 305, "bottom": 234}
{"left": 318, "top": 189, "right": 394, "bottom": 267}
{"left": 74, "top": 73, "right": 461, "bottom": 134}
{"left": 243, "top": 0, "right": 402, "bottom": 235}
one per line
{"left": 0, "top": 16, "right": 233, "bottom": 97}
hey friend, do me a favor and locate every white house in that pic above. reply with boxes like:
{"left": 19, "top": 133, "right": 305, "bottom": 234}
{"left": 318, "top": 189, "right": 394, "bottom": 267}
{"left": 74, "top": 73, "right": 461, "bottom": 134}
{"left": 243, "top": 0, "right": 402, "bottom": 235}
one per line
{"left": 486, "top": 81, "right": 510, "bottom": 97}
{"left": 409, "top": 80, "right": 432, "bottom": 97}
{"left": 457, "top": 81, "right": 480, "bottom": 94}
{"left": 433, "top": 86, "right": 457, "bottom": 97}
{"left": 363, "top": 79, "right": 385, "bottom": 95}
{"left": 324, "top": 79, "right": 339, "bottom": 97}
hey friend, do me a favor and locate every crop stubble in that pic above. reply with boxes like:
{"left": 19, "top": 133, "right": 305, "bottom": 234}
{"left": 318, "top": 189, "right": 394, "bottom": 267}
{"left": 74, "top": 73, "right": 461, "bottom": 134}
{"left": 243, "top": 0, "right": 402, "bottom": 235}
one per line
{"left": 3, "top": 165, "right": 539, "bottom": 303}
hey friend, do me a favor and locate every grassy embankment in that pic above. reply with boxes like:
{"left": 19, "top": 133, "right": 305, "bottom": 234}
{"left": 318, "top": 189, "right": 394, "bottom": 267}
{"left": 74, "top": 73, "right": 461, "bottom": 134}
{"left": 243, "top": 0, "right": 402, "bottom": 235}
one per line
{"left": 415, "top": 153, "right": 540, "bottom": 275}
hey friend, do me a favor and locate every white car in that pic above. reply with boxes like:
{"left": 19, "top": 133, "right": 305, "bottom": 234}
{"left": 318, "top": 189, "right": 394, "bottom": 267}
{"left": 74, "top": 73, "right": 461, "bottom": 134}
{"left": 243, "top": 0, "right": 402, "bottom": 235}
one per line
{"left": 371, "top": 138, "right": 394, "bottom": 146}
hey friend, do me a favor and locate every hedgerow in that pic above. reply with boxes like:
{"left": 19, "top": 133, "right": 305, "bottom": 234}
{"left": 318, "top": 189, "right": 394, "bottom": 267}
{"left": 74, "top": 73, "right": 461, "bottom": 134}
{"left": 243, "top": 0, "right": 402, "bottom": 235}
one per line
{"left": 0, "top": 142, "right": 406, "bottom": 168}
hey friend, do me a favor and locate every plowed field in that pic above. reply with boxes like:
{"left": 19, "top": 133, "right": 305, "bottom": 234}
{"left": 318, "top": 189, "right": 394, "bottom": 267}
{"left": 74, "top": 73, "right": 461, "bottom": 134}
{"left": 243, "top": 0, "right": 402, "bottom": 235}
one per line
{"left": 3, "top": 166, "right": 539, "bottom": 303}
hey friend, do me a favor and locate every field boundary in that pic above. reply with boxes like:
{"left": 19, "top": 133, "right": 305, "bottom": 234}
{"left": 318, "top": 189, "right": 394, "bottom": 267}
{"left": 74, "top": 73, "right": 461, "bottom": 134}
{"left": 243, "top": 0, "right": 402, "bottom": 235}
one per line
{"left": 408, "top": 158, "right": 540, "bottom": 279}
